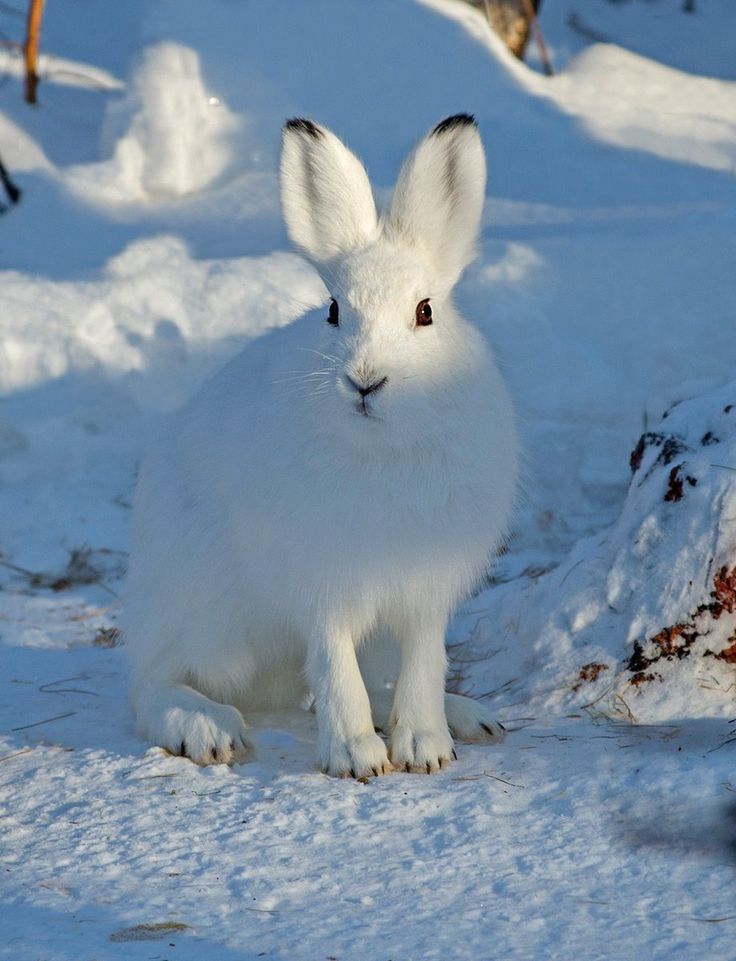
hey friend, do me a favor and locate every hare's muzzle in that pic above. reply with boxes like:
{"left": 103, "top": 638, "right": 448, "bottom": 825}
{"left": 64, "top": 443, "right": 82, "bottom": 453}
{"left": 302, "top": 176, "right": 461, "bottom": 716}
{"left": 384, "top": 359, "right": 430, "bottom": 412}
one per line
{"left": 343, "top": 373, "right": 388, "bottom": 417}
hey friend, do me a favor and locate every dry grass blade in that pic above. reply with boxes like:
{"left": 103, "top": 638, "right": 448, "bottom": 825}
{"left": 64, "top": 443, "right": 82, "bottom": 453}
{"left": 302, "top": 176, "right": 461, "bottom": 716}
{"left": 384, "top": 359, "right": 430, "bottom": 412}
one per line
{"left": 11, "top": 711, "right": 75, "bottom": 731}
{"left": 93, "top": 626, "right": 121, "bottom": 647}
{"left": 125, "top": 773, "right": 178, "bottom": 782}
{"left": 39, "top": 675, "right": 99, "bottom": 696}
{"left": 0, "top": 546, "right": 126, "bottom": 595}
{"left": 688, "top": 915, "right": 736, "bottom": 924}
{"left": 454, "top": 770, "right": 525, "bottom": 787}
{"left": 0, "top": 747, "right": 33, "bottom": 762}
{"left": 110, "top": 922, "right": 189, "bottom": 943}
{"left": 708, "top": 735, "right": 736, "bottom": 754}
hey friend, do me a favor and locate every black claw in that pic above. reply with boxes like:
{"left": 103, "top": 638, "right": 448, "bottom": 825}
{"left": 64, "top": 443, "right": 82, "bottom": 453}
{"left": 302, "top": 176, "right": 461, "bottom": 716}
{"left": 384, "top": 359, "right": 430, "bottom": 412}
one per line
{"left": 179, "top": 741, "right": 187, "bottom": 757}
{"left": 350, "top": 768, "right": 356, "bottom": 779}
{"left": 481, "top": 723, "right": 494, "bottom": 736}
{"left": 230, "top": 739, "right": 236, "bottom": 752}
{"left": 405, "top": 761, "right": 411, "bottom": 773}
{"left": 426, "top": 762, "right": 431, "bottom": 774}
{"left": 452, "top": 748, "right": 458, "bottom": 760}
{"left": 439, "top": 757, "right": 444, "bottom": 769}
{"left": 372, "top": 767, "right": 379, "bottom": 777}
{"left": 498, "top": 722, "right": 507, "bottom": 732}
{"left": 212, "top": 747, "right": 219, "bottom": 761}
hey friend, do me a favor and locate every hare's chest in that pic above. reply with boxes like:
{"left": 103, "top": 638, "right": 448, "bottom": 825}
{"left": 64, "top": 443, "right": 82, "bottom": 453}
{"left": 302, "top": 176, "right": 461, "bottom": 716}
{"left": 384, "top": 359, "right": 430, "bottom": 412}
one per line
{"left": 322, "top": 457, "right": 492, "bottom": 557}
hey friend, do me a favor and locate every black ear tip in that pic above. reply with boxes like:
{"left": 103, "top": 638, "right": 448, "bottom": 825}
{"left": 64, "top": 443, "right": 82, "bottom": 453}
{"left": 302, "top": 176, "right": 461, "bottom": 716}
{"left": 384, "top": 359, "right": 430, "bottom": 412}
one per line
{"left": 432, "top": 113, "right": 477, "bottom": 136}
{"left": 284, "top": 117, "right": 323, "bottom": 139}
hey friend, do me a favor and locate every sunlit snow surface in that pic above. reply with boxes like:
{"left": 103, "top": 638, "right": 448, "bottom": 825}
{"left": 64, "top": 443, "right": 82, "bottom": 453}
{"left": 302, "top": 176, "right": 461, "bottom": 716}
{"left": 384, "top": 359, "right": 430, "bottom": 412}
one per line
{"left": 1, "top": 1, "right": 736, "bottom": 958}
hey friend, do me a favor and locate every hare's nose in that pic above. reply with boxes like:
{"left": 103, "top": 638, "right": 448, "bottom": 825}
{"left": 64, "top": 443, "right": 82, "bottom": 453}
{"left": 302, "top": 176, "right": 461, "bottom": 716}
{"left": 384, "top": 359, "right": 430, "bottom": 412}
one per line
{"left": 344, "top": 374, "right": 388, "bottom": 398}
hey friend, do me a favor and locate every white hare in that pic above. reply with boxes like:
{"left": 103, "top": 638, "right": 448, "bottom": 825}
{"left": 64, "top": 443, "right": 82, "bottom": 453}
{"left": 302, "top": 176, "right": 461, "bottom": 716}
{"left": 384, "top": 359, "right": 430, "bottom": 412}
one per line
{"left": 125, "top": 114, "right": 518, "bottom": 777}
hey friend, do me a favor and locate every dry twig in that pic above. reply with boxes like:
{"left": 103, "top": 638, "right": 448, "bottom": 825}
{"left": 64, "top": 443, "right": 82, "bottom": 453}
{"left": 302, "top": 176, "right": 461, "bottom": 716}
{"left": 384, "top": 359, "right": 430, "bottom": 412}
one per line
{"left": 23, "top": 0, "right": 44, "bottom": 103}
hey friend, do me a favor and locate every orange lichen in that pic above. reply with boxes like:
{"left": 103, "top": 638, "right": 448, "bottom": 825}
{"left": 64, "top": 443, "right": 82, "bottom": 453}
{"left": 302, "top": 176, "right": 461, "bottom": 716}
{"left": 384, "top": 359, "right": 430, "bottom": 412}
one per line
{"left": 572, "top": 662, "right": 608, "bottom": 692}
{"left": 712, "top": 565, "right": 736, "bottom": 617}
{"left": 627, "top": 564, "right": 736, "bottom": 676}
{"left": 714, "top": 635, "right": 736, "bottom": 664}
{"left": 630, "top": 672, "right": 662, "bottom": 687}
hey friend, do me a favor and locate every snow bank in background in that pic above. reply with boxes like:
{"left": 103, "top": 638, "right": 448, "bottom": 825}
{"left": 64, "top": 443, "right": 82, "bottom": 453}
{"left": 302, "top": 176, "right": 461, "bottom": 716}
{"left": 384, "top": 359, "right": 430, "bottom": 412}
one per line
{"left": 509, "top": 382, "right": 736, "bottom": 721}
{"left": 3, "top": 2, "right": 736, "bottom": 958}
{"left": 537, "top": 0, "right": 736, "bottom": 82}
{"left": 549, "top": 44, "right": 736, "bottom": 174}
{"left": 67, "top": 43, "right": 240, "bottom": 204}
{"left": 0, "top": 235, "right": 323, "bottom": 410}
{"left": 420, "top": 1, "right": 736, "bottom": 174}
{"left": 0, "top": 114, "right": 52, "bottom": 172}
{"left": 0, "top": 48, "right": 123, "bottom": 93}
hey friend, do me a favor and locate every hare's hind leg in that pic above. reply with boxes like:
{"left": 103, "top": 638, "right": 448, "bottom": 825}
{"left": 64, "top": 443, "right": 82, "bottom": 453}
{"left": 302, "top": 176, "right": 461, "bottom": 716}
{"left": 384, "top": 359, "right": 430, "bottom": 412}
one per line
{"left": 369, "top": 688, "right": 505, "bottom": 744}
{"left": 126, "top": 592, "right": 256, "bottom": 765}
{"left": 361, "top": 630, "right": 506, "bottom": 747}
{"left": 358, "top": 629, "right": 399, "bottom": 734}
{"left": 370, "top": 609, "right": 454, "bottom": 773}
{"left": 131, "top": 674, "right": 254, "bottom": 765}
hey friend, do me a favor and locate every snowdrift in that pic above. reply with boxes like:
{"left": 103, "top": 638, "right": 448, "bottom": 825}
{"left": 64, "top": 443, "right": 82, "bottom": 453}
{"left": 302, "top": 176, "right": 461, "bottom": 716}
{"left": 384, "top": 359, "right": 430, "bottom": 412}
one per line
{"left": 2, "top": 3, "right": 736, "bottom": 958}
{"left": 66, "top": 42, "right": 241, "bottom": 204}
{"left": 505, "top": 382, "right": 736, "bottom": 720}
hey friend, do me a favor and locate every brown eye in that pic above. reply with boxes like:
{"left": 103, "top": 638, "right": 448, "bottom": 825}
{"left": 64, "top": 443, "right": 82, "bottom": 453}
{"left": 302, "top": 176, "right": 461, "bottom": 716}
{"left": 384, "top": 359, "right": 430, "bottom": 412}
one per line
{"left": 327, "top": 298, "right": 339, "bottom": 326}
{"left": 415, "top": 299, "right": 432, "bottom": 327}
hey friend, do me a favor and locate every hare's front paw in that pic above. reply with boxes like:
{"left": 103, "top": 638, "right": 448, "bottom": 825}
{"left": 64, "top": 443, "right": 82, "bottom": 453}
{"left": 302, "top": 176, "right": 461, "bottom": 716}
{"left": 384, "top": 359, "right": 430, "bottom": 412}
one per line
{"left": 318, "top": 730, "right": 392, "bottom": 779}
{"left": 389, "top": 724, "right": 454, "bottom": 774}
{"left": 445, "top": 692, "right": 507, "bottom": 743}
{"left": 158, "top": 702, "right": 253, "bottom": 766}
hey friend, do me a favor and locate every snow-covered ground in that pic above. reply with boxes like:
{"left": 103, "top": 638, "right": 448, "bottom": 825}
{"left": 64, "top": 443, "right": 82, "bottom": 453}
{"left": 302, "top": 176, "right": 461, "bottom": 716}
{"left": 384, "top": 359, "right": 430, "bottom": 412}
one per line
{"left": 1, "top": 1, "right": 735, "bottom": 958}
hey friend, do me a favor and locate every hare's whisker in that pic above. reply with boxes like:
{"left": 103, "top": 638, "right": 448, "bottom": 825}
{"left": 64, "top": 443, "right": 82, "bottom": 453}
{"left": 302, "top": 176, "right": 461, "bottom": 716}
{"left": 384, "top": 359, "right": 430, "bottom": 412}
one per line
{"left": 297, "top": 347, "right": 342, "bottom": 364}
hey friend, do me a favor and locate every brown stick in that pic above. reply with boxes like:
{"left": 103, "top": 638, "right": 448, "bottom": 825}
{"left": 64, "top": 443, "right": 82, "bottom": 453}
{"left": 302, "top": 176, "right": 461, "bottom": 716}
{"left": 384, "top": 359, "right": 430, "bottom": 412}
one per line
{"left": 520, "top": 0, "right": 554, "bottom": 76}
{"left": 24, "top": 0, "right": 45, "bottom": 104}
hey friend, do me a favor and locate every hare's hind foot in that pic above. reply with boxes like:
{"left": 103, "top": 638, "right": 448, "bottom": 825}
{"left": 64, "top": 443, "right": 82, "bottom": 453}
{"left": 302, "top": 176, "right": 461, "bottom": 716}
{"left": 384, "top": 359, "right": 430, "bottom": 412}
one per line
{"left": 443, "top": 692, "right": 506, "bottom": 743}
{"left": 134, "top": 683, "right": 254, "bottom": 766}
{"left": 369, "top": 689, "right": 506, "bottom": 745}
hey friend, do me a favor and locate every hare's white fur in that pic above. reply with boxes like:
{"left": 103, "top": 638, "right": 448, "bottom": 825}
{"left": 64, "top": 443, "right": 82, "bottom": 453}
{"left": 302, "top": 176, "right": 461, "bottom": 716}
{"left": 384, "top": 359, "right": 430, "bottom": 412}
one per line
{"left": 125, "top": 115, "right": 518, "bottom": 776}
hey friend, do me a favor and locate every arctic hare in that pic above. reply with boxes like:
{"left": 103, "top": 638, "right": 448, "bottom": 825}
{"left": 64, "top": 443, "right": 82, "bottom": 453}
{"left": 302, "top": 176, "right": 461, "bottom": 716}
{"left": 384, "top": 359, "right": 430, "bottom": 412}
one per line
{"left": 125, "top": 114, "right": 518, "bottom": 777}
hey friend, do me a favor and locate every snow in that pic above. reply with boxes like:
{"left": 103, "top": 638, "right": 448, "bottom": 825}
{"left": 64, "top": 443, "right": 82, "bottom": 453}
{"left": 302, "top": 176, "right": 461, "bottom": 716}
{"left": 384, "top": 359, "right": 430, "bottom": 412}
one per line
{"left": 1, "top": 1, "right": 736, "bottom": 958}
{"left": 481, "top": 382, "right": 736, "bottom": 724}
{"left": 66, "top": 43, "right": 242, "bottom": 205}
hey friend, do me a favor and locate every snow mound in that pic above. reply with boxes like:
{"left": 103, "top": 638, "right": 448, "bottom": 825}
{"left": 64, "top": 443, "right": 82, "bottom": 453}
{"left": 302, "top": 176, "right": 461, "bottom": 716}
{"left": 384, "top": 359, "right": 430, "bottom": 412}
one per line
{"left": 0, "top": 48, "right": 123, "bottom": 93}
{"left": 0, "top": 113, "right": 52, "bottom": 173}
{"left": 421, "top": 0, "right": 736, "bottom": 175}
{"left": 549, "top": 44, "right": 736, "bottom": 173}
{"left": 67, "top": 42, "right": 240, "bottom": 203}
{"left": 517, "top": 382, "right": 736, "bottom": 721}
{"left": 0, "top": 235, "right": 323, "bottom": 410}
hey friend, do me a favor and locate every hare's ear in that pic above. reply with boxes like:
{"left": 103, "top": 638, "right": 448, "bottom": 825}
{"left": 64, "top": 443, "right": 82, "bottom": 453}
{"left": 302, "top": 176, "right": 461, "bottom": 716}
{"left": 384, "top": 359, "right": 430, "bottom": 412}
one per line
{"left": 387, "top": 114, "right": 486, "bottom": 288}
{"left": 280, "top": 118, "right": 378, "bottom": 262}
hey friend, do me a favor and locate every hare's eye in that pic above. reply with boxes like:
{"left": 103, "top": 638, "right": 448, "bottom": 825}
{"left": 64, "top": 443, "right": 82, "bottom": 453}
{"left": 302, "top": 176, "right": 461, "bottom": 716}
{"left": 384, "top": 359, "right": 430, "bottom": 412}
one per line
{"left": 327, "top": 299, "right": 339, "bottom": 327}
{"left": 415, "top": 299, "right": 432, "bottom": 327}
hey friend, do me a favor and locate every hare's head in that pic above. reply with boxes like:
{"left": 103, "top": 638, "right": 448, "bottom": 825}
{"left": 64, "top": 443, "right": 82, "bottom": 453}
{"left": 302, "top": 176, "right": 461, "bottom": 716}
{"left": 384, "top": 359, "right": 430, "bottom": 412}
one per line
{"left": 280, "top": 115, "right": 488, "bottom": 439}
